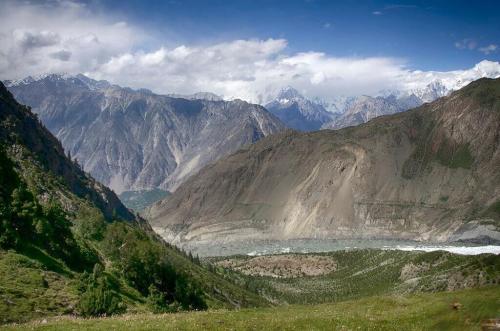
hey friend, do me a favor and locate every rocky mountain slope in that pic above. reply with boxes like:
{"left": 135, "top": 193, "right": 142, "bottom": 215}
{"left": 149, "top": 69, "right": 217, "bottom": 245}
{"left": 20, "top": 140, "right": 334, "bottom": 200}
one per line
{"left": 5, "top": 74, "right": 285, "bottom": 193}
{"left": 148, "top": 78, "right": 500, "bottom": 246}
{"left": 0, "top": 81, "right": 133, "bottom": 221}
{"left": 265, "top": 87, "right": 337, "bottom": 131}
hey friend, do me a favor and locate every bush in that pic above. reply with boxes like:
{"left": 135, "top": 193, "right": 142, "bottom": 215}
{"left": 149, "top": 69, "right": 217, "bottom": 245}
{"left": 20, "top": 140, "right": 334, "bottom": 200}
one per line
{"left": 77, "top": 266, "right": 125, "bottom": 317}
{"left": 147, "top": 284, "right": 179, "bottom": 313}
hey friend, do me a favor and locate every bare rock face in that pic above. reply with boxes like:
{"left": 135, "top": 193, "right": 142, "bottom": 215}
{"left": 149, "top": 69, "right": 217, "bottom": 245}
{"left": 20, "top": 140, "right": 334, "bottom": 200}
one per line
{"left": 148, "top": 78, "right": 500, "bottom": 245}
{"left": 6, "top": 74, "right": 285, "bottom": 193}
{"left": 0, "top": 81, "right": 134, "bottom": 221}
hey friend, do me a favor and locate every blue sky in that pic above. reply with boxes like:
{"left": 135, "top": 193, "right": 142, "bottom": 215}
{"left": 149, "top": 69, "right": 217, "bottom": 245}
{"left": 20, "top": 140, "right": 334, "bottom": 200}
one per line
{"left": 0, "top": 0, "right": 499, "bottom": 101}
{"left": 98, "top": 0, "right": 500, "bottom": 71}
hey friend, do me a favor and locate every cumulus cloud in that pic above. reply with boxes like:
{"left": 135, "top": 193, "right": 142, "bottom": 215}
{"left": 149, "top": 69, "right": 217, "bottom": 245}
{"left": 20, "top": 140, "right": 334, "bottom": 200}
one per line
{"left": 86, "top": 40, "right": 412, "bottom": 103}
{"left": 0, "top": 0, "right": 144, "bottom": 79}
{"left": 0, "top": 0, "right": 499, "bottom": 105}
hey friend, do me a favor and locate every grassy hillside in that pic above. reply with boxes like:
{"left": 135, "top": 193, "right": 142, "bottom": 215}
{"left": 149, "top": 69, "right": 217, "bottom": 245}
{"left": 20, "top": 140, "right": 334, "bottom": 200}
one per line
{"left": 5, "top": 287, "right": 500, "bottom": 330}
{"left": 209, "top": 249, "right": 500, "bottom": 304}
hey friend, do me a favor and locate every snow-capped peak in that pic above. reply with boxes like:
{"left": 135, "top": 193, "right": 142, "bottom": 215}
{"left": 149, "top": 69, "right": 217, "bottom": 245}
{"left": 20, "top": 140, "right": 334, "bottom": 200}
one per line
{"left": 276, "top": 86, "right": 304, "bottom": 103}
{"left": 5, "top": 73, "right": 111, "bottom": 91}
{"left": 5, "top": 73, "right": 73, "bottom": 87}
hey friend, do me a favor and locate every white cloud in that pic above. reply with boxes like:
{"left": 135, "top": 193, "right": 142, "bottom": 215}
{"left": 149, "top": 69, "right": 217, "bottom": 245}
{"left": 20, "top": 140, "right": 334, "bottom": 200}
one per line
{"left": 478, "top": 44, "right": 498, "bottom": 55}
{"left": 87, "top": 42, "right": 411, "bottom": 103}
{"left": 0, "top": 0, "right": 499, "bottom": 105}
{"left": 0, "top": 0, "right": 145, "bottom": 79}
{"left": 400, "top": 60, "right": 500, "bottom": 93}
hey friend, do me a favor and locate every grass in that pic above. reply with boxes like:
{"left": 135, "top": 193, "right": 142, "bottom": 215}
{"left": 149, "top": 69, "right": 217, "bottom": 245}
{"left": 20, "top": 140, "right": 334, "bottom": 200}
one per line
{"left": 4, "top": 286, "right": 500, "bottom": 331}
{"left": 0, "top": 239, "right": 267, "bottom": 324}
{"left": 0, "top": 250, "right": 77, "bottom": 324}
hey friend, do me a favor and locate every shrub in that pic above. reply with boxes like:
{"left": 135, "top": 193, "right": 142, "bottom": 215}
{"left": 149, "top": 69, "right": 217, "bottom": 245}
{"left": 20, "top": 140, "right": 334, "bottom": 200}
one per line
{"left": 147, "top": 284, "right": 179, "bottom": 313}
{"left": 78, "top": 269, "right": 125, "bottom": 317}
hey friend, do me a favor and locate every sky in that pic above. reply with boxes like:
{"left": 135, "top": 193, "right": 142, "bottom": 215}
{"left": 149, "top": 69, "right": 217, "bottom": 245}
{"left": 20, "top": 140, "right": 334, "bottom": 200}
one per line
{"left": 0, "top": 0, "right": 499, "bottom": 103}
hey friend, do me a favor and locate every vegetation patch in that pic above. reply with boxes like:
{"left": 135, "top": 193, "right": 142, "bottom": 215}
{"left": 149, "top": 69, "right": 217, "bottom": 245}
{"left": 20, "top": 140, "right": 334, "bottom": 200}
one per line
{"left": 435, "top": 141, "right": 474, "bottom": 169}
{"left": 462, "top": 78, "right": 500, "bottom": 113}
{"left": 209, "top": 250, "right": 500, "bottom": 305}
{"left": 402, "top": 131, "right": 474, "bottom": 179}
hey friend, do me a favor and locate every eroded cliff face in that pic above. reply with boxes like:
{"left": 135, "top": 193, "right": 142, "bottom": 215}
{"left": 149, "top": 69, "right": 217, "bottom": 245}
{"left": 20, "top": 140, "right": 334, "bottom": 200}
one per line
{"left": 6, "top": 74, "right": 285, "bottom": 193}
{"left": 147, "top": 78, "right": 500, "bottom": 245}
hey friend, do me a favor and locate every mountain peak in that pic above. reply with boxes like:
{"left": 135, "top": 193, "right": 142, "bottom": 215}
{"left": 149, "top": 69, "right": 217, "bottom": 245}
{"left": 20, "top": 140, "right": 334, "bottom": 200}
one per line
{"left": 5, "top": 73, "right": 112, "bottom": 91}
{"left": 167, "top": 91, "right": 223, "bottom": 101}
{"left": 276, "top": 86, "right": 304, "bottom": 102}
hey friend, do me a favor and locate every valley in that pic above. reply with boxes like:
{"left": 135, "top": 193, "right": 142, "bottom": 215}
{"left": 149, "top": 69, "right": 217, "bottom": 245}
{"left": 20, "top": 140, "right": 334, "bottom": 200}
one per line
{"left": 1, "top": 2, "right": 500, "bottom": 326}
{"left": 2, "top": 73, "right": 500, "bottom": 331}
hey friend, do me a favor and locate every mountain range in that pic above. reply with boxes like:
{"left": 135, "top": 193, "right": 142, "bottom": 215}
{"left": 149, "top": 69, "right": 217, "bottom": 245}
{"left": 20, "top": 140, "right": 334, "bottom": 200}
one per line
{"left": 5, "top": 74, "right": 285, "bottom": 193}
{"left": 266, "top": 60, "right": 500, "bottom": 131}
{"left": 264, "top": 83, "right": 439, "bottom": 131}
{"left": 147, "top": 78, "right": 500, "bottom": 247}
{"left": 5, "top": 61, "right": 500, "bottom": 198}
